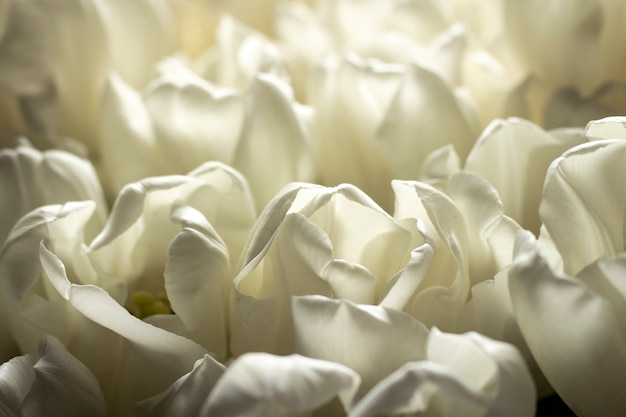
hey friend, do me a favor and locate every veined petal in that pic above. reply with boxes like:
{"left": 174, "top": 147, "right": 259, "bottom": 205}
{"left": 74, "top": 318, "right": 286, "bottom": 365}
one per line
{"left": 119, "top": 354, "right": 225, "bottom": 417}
{"left": 202, "top": 353, "right": 360, "bottom": 417}
{"left": 509, "top": 230, "right": 626, "bottom": 416}
{"left": 292, "top": 295, "right": 429, "bottom": 395}
{"left": 539, "top": 139, "right": 626, "bottom": 275}
{"left": 20, "top": 335, "right": 106, "bottom": 417}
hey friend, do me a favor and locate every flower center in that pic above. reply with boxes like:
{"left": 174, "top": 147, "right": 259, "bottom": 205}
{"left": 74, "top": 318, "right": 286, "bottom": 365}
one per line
{"left": 128, "top": 291, "right": 173, "bottom": 319}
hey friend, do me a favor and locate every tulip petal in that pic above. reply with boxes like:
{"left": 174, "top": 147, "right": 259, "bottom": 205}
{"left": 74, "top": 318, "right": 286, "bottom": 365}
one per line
{"left": 585, "top": 116, "right": 626, "bottom": 141}
{"left": 539, "top": 139, "right": 626, "bottom": 275}
{"left": 509, "top": 230, "right": 626, "bottom": 416}
{"left": 164, "top": 206, "right": 229, "bottom": 359}
{"left": 350, "top": 329, "right": 535, "bottom": 417}
{"left": 20, "top": 335, "right": 106, "bottom": 417}
{"left": 99, "top": 73, "right": 165, "bottom": 193}
{"left": 232, "top": 74, "right": 315, "bottom": 206}
{"left": 378, "top": 63, "right": 477, "bottom": 180}
{"left": 465, "top": 118, "right": 585, "bottom": 233}
{"left": 0, "top": 353, "right": 35, "bottom": 416}
{"left": 292, "top": 295, "right": 429, "bottom": 395}
{"left": 119, "top": 355, "right": 225, "bottom": 417}
{"left": 202, "top": 353, "right": 360, "bottom": 416}
{"left": 349, "top": 361, "right": 488, "bottom": 417}
{"left": 39, "top": 242, "right": 209, "bottom": 414}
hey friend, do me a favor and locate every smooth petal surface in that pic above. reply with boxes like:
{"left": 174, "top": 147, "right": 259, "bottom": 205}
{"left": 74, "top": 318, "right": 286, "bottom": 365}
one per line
{"left": 199, "top": 15, "right": 290, "bottom": 90}
{"left": 378, "top": 63, "right": 477, "bottom": 180}
{"left": 144, "top": 62, "right": 244, "bottom": 172}
{"left": 292, "top": 295, "right": 429, "bottom": 395}
{"left": 232, "top": 74, "right": 315, "bottom": 207}
{"left": 99, "top": 73, "right": 165, "bottom": 194}
{"left": 509, "top": 231, "right": 626, "bottom": 416}
{"left": 119, "top": 354, "right": 225, "bottom": 417}
{"left": 202, "top": 353, "right": 360, "bottom": 417}
{"left": 539, "top": 139, "right": 626, "bottom": 275}
{"left": 163, "top": 205, "right": 229, "bottom": 359}
{"left": 465, "top": 118, "right": 585, "bottom": 233}
{"left": 310, "top": 55, "right": 400, "bottom": 210}
{"left": 20, "top": 335, "right": 106, "bottom": 417}
{"left": 504, "top": 0, "right": 605, "bottom": 94}
{"left": 585, "top": 116, "right": 626, "bottom": 141}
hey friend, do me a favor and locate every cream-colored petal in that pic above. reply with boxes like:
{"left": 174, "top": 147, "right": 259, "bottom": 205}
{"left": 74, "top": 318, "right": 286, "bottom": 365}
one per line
{"left": 202, "top": 353, "right": 360, "bottom": 417}
{"left": 40, "top": 242, "right": 208, "bottom": 415}
{"left": 232, "top": 74, "right": 315, "bottom": 207}
{"left": 465, "top": 118, "right": 585, "bottom": 233}
{"left": 377, "top": 63, "right": 477, "bottom": 181}
{"left": 292, "top": 295, "right": 429, "bottom": 395}
{"left": 509, "top": 231, "right": 626, "bottom": 416}
{"left": 164, "top": 206, "right": 229, "bottom": 359}
{"left": 539, "top": 139, "right": 626, "bottom": 275}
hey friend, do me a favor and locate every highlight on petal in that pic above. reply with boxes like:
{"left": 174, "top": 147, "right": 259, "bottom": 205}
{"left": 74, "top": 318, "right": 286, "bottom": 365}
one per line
{"left": 539, "top": 139, "right": 626, "bottom": 275}
{"left": 201, "top": 353, "right": 360, "bottom": 417}
{"left": 509, "top": 230, "right": 626, "bottom": 416}
{"left": 292, "top": 295, "right": 429, "bottom": 395}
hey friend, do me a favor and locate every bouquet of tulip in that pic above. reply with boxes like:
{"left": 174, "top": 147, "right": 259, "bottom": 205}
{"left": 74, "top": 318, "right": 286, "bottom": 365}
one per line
{"left": 0, "top": 0, "right": 625, "bottom": 416}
